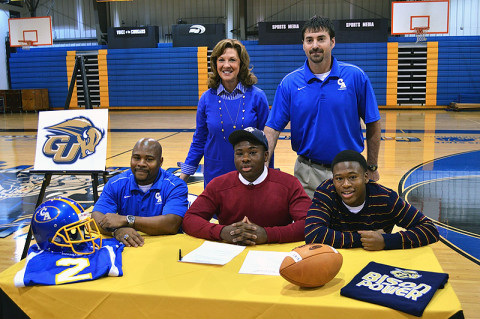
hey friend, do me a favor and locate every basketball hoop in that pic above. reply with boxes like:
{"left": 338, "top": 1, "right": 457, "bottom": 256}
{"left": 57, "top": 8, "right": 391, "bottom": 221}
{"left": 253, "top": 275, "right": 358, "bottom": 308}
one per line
{"left": 414, "top": 27, "right": 429, "bottom": 43}
{"left": 18, "top": 40, "right": 35, "bottom": 50}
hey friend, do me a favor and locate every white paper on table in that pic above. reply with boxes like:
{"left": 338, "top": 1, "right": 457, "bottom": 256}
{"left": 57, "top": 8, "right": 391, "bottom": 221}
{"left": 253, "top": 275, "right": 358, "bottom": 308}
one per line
{"left": 180, "top": 241, "right": 246, "bottom": 265}
{"left": 238, "top": 250, "right": 290, "bottom": 275}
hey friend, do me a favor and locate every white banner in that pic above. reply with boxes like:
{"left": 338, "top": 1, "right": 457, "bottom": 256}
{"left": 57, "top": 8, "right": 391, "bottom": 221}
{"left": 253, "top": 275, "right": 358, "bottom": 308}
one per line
{"left": 33, "top": 109, "right": 109, "bottom": 171}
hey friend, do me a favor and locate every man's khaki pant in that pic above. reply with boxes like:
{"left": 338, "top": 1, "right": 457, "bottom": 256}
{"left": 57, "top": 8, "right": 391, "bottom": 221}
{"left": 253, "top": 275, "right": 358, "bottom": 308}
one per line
{"left": 294, "top": 156, "right": 333, "bottom": 199}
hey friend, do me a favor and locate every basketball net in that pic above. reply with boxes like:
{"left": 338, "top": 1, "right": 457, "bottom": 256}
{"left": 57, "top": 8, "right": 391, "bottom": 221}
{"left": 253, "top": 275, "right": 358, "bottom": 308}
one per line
{"left": 18, "top": 40, "right": 34, "bottom": 50}
{"left": 414, "top": 27, "right": 429, "bottom": 43}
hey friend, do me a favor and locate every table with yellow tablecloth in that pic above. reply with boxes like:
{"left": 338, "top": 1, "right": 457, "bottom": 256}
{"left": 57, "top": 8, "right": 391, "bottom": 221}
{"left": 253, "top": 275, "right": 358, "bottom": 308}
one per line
{"left": 0, "top": 234, "right": 463, "bottom": 318}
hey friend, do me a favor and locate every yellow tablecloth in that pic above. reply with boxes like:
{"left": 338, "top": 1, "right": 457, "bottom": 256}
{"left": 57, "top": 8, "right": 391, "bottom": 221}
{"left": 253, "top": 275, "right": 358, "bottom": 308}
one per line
{"left": 0, "top": 235, "right": 462, "bottom": 319}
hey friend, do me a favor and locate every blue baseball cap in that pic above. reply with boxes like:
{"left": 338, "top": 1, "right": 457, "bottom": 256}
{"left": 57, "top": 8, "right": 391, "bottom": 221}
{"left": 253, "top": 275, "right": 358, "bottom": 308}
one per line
{"left": 228, "top": 127, "right": 269, "bottom": 149}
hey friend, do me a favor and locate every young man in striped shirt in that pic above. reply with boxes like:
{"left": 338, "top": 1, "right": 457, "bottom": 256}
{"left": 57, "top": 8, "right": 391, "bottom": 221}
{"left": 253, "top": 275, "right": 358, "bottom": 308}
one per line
{"left": 305, "top": 150, "right": 439, "bottom": 250}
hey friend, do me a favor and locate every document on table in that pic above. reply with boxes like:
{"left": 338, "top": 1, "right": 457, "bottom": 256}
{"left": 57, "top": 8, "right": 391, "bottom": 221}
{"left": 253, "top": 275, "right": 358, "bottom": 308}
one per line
{"left": 180, "top": 241, "right": 246, "bottom": 265}
{"left": 239, "top": 250, "right": 290, "bottom": 276}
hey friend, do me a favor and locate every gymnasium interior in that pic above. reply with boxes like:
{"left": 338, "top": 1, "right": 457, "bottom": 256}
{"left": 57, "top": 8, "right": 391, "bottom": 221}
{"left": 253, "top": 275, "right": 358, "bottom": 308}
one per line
{"left": 0, "top": 1, "right": 479, "bottom": 318}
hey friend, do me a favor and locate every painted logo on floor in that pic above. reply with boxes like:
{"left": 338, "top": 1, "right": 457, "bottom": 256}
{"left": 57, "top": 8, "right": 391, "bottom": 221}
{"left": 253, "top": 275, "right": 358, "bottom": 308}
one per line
{"left": 0, "top": 165, "right": 198, "bottom": 239}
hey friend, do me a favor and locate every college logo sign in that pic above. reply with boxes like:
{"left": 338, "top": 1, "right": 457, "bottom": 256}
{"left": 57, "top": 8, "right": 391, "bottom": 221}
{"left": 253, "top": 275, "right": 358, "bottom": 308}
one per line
{"left": 189, "top": 25, "right": 206, "bottom": 34}
{"left": 42, "top": 117, "right": 105, "bottom": 164}
{"left": 34, "top": 109, "right": 109, "bottom": 171}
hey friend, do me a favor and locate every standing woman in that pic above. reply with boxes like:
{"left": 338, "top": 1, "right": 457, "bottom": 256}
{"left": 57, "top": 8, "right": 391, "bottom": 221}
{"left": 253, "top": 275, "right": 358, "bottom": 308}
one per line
{"left": 180, "top": 39, "right": 270, "bottom": 186}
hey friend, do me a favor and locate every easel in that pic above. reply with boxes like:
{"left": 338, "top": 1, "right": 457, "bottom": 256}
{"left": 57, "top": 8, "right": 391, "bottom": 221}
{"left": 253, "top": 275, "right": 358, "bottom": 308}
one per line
{"left": 21, "top": 170, "right": 109, "bottom": 260}
{"left": 65, "top": 55, "right": 92, "bottom": 110}
{"left": 21, "top": 59, "right": 108, "bottom": 259}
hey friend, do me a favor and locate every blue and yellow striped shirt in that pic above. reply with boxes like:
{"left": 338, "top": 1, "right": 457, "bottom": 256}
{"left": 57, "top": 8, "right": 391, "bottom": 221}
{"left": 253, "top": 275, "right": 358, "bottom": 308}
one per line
{"left": 305, "top": 179, "right": 439, "bottom": 249}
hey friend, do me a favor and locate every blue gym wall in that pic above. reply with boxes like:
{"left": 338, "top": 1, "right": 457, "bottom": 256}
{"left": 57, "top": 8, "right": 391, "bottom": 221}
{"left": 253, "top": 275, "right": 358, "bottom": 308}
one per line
{"left": 7, "top": 36, "right": 480, "bottom": 109}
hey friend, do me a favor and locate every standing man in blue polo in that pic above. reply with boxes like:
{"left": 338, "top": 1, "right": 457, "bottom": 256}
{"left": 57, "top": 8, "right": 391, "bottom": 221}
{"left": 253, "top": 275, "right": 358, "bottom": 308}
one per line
{"left": 92, "top": 138, "right": 188, "bottom": 247}
{"left": 264, "top": 15, "right": 381, "bottom": 198}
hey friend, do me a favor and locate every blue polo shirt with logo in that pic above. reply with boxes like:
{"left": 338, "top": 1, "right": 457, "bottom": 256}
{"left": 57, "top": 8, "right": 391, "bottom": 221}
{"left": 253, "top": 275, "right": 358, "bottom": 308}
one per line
{"left": 93, "top": 168, "right": 188, "bottom": 218}
{"left": 266, "top": 57, "right": 381, "bottom": 165}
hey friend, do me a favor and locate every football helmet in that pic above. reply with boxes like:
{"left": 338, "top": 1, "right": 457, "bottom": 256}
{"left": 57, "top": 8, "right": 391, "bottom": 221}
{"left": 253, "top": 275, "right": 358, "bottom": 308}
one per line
{"left": 31, "top": 197, "right": 102, "bottom": 255}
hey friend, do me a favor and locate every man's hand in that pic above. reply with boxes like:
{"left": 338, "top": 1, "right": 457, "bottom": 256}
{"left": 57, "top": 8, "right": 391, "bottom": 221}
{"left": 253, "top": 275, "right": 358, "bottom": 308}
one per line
{"left": 113, "top": 227, "right": 144, "bottom": 248}
{"left": 220, "top": 224, "right": 245, "bottom": 245}
{"left": 367, "top": 170, "right": 380, "bottom": 182}
{"left": 241, "top": 216, "right": 267, "bottom": 245}
{"left": 220, "top": 216, "right": 267, "bottom": 246}
{"left": 96, "top": 213, "right": 127, "bottom": 231}
{"left": 358, "top": 229, "right": 385, "bottom": 251}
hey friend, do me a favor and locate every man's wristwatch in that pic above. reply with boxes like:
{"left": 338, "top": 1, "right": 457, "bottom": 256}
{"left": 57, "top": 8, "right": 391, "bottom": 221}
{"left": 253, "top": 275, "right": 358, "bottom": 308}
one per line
{"left": 367, "top": 164, "right": 378, "bottom": 172}
{"left": 126, "top": 215, "right": 135, "bottom": 228}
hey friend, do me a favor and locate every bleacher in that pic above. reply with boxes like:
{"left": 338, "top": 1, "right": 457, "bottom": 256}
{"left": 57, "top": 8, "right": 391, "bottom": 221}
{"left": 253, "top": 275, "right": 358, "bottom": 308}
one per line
{"left": 7, "top": 36, "right": 480, "bottom": 109}
{"left": 436, "top": 36, "right": 480, "bottom": 110}
{"left": 106, "top": 46, "right": 200, "bottom": 107}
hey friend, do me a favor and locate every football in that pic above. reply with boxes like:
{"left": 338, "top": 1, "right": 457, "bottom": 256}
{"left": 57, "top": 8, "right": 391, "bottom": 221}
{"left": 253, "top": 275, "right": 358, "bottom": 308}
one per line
{"left": 279, "top": 244, "right": 343, "bottom": 288}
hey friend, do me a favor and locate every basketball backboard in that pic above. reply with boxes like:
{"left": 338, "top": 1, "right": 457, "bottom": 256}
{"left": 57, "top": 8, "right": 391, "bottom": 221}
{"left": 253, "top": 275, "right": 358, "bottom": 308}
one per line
{"left": 391, "top": 0, "right": 449, "bottom": 35}
{"left": 8, "top": 16, "right": 53, "bottom": 47}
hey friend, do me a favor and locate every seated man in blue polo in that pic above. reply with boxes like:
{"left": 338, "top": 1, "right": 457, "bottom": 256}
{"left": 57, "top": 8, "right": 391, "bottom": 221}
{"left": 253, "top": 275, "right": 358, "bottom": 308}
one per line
{"left": 92, "top": 138, "right": 188, "bottom": 248}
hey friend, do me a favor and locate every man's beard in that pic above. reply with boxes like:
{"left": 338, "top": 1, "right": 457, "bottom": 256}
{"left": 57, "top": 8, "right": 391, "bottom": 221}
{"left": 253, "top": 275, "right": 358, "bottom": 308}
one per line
{"left": 309, "top": 50, "right": 324, "bottom": 63}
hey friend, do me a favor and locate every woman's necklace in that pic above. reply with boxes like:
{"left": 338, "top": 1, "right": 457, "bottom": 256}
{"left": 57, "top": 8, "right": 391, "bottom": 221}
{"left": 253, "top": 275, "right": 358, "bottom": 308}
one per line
{"left": 219, "top": 95, "right": 245, "bottom": 140}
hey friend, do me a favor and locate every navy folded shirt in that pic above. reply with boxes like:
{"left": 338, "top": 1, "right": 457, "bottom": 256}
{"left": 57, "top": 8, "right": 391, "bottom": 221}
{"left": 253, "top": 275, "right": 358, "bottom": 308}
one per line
{"left": 340, "top": 261, "right": 449, "bottom": 317}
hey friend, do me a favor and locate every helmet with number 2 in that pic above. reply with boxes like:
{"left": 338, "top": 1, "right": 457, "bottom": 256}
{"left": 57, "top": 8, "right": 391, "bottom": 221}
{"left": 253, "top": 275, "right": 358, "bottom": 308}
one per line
{"left": 31, "top": 197, "right": 102, "bottom": 255}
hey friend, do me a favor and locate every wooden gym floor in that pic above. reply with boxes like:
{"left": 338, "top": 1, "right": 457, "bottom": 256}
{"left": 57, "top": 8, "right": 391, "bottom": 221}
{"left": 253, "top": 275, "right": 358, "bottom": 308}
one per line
{"left": 0, "top": 109, "right": 479, "bottom": 318}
